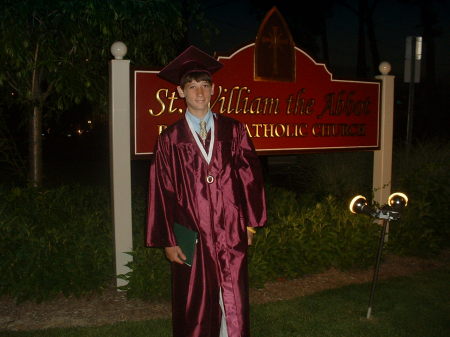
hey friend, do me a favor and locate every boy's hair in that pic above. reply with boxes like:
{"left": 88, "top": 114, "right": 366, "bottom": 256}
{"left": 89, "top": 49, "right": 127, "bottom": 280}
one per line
{"left": 180, "top": 71, "right": 212, "bottom": 88}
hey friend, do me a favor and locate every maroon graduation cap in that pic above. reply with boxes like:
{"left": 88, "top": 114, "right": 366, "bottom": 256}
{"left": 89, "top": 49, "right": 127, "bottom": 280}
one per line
{"left": 158, "top": 45, "right": 223, "bottom": 85}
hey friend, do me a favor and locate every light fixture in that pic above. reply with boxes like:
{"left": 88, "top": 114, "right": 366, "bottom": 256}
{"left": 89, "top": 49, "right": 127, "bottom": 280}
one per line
{"left": 349, "top": 192, "right": 408, "bottom": 319}
{"left": 387, "top": 192, "right": 408, "bottom": 211}
{"left": 349, "top": 195, "right": 377, "bottom": 217}
{"left": 349, "top": 192, "right": 408, "bottom": 221}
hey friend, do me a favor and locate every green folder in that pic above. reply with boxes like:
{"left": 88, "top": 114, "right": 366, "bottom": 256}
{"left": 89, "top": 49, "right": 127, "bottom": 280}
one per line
{"left": 173, "top": 222, "right": 198, "bottom": 267}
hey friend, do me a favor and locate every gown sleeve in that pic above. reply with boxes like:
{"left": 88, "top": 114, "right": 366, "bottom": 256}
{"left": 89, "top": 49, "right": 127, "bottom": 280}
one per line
{"left": 146, "top": 133, "right": 178, "bottom": 247}
{"left": 236, "top": 123, "right": 267, "bottom": 228}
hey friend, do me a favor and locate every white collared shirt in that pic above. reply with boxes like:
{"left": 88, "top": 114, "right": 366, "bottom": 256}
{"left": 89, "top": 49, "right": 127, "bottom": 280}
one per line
{"left": 185, "top": 109, "right": 213, "bottom": 134}
{"left": 185, "top": 110, "right": 215, "bottom": 164}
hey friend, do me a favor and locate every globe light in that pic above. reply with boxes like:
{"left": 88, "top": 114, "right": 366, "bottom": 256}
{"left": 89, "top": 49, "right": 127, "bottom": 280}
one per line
{"left": 387, "top": 192, "right": 408, "bottom": 211}
{"left": 349, "top": 195, "right": 368, "bottom": 214}
{"left": 110, "top": 41, "right": 127, "bottom": 60}
{"left": 379, "top": 61, "right": 391, "bottom": 75}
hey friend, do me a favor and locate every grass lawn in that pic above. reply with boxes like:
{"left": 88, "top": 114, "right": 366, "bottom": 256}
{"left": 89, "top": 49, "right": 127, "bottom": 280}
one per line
{"left": 2, "top": 267, "right": 449, "bottom": 337}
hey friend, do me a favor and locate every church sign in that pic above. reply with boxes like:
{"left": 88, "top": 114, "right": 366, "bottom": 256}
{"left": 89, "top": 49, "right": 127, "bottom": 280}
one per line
{"left": 133, "top": 8, "right": 380, "bottom": 156}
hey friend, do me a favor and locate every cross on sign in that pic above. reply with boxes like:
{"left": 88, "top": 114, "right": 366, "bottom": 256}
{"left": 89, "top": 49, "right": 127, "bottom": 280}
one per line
{"left": 262, "top": 26, "right": 289, "bottom": 75}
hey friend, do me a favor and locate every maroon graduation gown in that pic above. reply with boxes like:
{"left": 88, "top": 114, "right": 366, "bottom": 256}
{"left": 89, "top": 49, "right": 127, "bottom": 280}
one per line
{"left": 146, "top": 114, "right": 266, "bottom": 337}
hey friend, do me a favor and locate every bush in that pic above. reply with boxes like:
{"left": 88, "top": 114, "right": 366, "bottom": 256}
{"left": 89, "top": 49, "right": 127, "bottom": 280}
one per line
{"left": 118, "top": 187, "right": 171, "bottom": 300}
{"left": 0, "top": 185, "right": 113, "bottom": 302}
{"left": 121, "top": 186, "right": 381, "bottom": 297}
{"left": 388, "top": 140, "right": 450, "bottom": 256}
{"left": 1, "top": 140, "right": 448, "bottom": 302}
{"left": 248, "top": 187, "right": 380, "bottom": 287}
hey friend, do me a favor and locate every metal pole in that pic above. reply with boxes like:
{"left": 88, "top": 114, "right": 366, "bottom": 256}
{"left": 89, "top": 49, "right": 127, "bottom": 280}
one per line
{"left": 367, "top": 218, "right": 389, "bottom": 319}
{"left": 406, "top": 40, "right": 416, "bottom": 151}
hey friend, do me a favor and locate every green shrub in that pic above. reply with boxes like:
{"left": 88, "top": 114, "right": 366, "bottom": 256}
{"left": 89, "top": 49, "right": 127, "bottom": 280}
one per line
{"left": 113, "top": 140, "right": 450, "bottom": 300}
{"left": 388, "top": 140, "right": 450, "bottom": 256}
{"left": 248, "top": 188, "right": 380, "bottom": 287}
{"left": 121, "top": 186, "right": 381, "bottom": 297}
{"left": 0, "top": 185, "right": 113, "bottom": 302}
{"left": 119, "top": 247, "right": 171, "bottom": 300}
{"left": 118, "top": 187, "right": 171, "bottom": 300}
{"left": 0, "top": 140, "right": 447, "bottom": 302}
{"left": 265, "top": 140, "right": 450, "bottom": 260}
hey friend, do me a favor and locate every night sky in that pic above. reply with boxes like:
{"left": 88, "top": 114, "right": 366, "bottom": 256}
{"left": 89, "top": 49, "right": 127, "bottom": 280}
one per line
{"left": 191, "top": 0, "right": 450, "bottom": 84}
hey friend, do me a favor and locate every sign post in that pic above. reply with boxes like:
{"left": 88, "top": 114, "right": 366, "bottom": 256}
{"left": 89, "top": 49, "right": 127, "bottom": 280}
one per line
{"left": 109, "top": 41, "right": 133, "bottom": 288}
{"left": 374, "top": 62, "right": 395, "bottom": 206}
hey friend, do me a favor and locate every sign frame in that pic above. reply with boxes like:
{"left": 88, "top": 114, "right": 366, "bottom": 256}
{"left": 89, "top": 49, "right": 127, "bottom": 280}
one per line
{"left": 132, "top": 44, "right": 381, "bottom": 158}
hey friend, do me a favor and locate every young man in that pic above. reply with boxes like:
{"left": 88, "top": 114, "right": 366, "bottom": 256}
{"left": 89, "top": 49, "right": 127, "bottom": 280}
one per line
{"left": 146, "top": 46, "right": 266, "bottom": 337}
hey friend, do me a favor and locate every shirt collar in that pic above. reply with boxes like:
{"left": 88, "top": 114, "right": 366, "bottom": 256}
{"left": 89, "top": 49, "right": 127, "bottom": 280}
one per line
{"left": 185, "top": 109, "right": 213, "bottom": 133}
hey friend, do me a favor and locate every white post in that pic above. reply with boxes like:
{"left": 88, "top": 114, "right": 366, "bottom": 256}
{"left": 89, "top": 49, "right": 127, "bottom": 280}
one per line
{"left": 109, "top": 41, "right": 133, "bottom": 288}
{"left": 373, "top": 61, "right": 395, "bottom": 206}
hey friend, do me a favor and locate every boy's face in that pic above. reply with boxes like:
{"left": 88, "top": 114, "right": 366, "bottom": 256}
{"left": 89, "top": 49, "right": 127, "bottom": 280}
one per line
{"left": 177, "top": 80, "right": 214, "bottom": 117}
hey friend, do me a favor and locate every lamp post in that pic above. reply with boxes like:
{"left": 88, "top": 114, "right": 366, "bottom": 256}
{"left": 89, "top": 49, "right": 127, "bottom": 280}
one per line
{"left": 349, "top": 192, "right": 408, "bottom": 319}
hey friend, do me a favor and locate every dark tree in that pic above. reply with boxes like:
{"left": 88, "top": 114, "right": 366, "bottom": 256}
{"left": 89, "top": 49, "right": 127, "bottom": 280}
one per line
{"left": 338, "top": 0, "right": 381, "bottom": 79}
{"left": 0, "top": 0, "right": 186, "bottom": 186}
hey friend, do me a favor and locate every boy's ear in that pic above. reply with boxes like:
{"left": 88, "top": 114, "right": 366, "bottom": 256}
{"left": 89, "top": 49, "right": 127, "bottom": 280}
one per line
{"left": 177, "top": 86, "right": 185, "bottom": 98}
{"left": 211, "top": 83, "right": 214, "bottom": 95}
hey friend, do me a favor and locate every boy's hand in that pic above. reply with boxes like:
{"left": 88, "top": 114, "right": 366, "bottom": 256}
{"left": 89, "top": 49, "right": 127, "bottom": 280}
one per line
{"left": 164, "top": 246, "right": 187, "bottom": 264}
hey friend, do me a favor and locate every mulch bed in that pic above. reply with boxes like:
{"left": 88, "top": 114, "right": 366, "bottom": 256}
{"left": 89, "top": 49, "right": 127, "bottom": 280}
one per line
{"left": 1, "top": 251, "right": 449, "bottom": 331}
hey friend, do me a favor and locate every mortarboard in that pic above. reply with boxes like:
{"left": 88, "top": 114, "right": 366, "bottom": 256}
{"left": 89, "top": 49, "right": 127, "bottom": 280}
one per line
{"left": 158, "top": 46, "right": 223, "bottom": 85}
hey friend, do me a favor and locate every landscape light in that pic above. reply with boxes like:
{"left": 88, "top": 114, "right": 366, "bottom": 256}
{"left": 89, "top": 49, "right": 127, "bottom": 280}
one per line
{"left": 349, "top": 192, "right": 409, "bottom": 319}
{"left": 349, "top": 195, "right": 377, "bottom": 217}
{"left": 387, "top": 192, "right": 408, "bottom": 211}
{"left": 349, "top": 192, "right": 408, "bottom": 221}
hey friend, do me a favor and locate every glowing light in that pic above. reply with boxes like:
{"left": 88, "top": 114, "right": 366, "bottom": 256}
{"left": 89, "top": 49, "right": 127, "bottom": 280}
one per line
{"left": 388, "top": 192, "right": 408, "bottom": 207}
{"left": 349, "top": 195, "right": 366, "bottom": 213}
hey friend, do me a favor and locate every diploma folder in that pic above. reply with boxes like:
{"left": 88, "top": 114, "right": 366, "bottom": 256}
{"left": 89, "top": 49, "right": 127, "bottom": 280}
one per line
{"left": 173, "top": 222, "right": 198, "bottom": 267}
